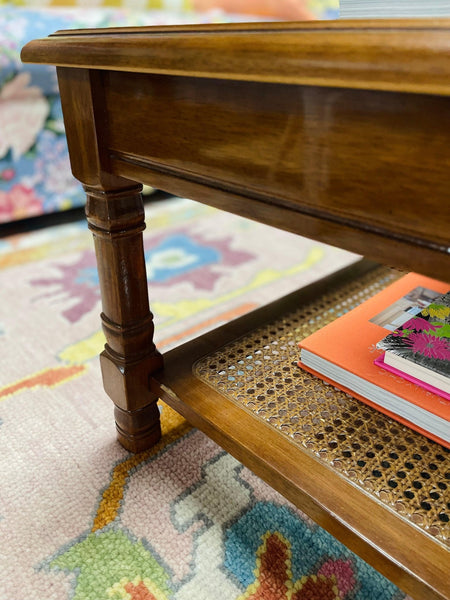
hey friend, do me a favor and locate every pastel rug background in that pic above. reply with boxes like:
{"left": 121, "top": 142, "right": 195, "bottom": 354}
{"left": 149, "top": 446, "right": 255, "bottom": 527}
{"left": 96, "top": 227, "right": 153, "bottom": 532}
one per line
{"left": 0, "top": 196, "right": 411, "bottom": 599}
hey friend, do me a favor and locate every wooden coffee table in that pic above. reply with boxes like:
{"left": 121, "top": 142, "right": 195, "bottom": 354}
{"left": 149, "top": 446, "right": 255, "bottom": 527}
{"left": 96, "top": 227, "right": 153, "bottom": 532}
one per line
{"left": 22, "top": 21, "right": 449, "bottom": 600}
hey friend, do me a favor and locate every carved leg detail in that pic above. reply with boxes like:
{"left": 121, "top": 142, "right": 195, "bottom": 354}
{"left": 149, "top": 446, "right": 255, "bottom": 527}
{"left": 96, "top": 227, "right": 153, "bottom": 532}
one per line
{"left": 85, "top": 183, "right": 163, "bottom": 453}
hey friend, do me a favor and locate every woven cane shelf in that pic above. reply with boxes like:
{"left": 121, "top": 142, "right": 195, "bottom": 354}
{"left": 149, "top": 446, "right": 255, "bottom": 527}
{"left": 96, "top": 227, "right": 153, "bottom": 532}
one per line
{"left": 193, "top": 266, "right": 450, "bottom": 547}
{"left": 155, "top": 261, "right": 449, "bottom": 600}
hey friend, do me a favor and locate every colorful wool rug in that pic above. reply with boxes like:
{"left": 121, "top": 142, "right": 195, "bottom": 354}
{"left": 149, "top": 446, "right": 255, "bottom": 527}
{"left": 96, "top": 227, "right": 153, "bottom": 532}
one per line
{"left": 0, "top": 196, "right": 412, "bottom": 600}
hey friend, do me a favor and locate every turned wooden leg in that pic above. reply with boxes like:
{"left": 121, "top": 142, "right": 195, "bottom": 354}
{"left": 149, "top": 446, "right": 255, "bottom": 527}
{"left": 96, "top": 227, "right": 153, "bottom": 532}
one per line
{"left": 85, "top": 183, "right": 163, "bottom": 452}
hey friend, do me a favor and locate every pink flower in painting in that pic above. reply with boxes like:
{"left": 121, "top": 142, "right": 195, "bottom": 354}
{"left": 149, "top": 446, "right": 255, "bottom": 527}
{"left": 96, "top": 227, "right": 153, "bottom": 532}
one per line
{"left": 406, "top": 332, "right": 450, "bottom": 360}
{"left": 0, "top": 184, "right": 43, "bottom": 223}
{"left": 1, "top": 168, "right": 15, "bottom": 181}
{"left": 0, "top": 72, "right": 49, "bottom": 160}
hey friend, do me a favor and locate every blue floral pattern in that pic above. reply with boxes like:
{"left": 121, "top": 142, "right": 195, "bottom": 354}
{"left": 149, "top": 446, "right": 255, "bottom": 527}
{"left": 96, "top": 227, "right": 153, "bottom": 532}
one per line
{"left": 0, "top": 6, "right": 221, "bottom": 223}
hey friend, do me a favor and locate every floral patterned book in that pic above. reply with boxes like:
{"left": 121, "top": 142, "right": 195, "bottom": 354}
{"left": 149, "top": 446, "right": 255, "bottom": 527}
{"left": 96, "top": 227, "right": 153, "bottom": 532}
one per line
{"left": 376, "top": 292, "right": 450, "bottom": 394}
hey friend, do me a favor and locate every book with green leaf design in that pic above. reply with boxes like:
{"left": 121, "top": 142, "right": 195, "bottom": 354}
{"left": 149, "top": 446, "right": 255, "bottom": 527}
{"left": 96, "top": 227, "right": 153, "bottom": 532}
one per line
{"left": 377, "top": 292, "right": 450, "bottom": 394}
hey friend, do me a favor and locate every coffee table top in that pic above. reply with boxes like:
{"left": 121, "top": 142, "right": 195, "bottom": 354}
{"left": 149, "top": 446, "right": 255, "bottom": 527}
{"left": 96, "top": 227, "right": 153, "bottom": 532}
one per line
{"left": 21, "top": 19, "right": 450, "bottom": 94}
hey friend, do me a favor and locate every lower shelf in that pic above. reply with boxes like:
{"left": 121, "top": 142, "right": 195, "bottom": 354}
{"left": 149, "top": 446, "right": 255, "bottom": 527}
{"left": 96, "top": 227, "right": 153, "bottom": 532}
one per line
{"left": 154, "top": 260, "right": 449, "bottom": 600}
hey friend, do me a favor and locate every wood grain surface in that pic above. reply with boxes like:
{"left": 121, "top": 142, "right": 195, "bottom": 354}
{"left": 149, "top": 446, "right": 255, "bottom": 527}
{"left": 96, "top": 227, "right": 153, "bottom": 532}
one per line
{"left": 21, "top": 20, "right": 450, "bottom": 95}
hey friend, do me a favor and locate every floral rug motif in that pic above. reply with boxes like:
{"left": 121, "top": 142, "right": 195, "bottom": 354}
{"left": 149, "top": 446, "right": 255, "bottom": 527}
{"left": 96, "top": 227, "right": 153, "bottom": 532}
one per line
{"left": 0, "top": 196, "right": 411, "bottom": 599}
{"left": 40, "top": 411, "right": 407, "bottom": 600}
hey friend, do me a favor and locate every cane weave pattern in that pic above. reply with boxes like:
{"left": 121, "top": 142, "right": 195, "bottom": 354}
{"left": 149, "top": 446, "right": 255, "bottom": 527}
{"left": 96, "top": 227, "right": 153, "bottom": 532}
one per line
{"left": 194, "top": 267, "right": 450, "bottom": 546}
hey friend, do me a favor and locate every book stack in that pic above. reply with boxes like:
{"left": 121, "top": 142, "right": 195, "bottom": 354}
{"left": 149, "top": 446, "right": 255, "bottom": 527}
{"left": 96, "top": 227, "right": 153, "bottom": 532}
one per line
{"left": 340, "top": 0, "right": 450, "bottom": 18}
{"left": 376, "top": 292, "right": 450, "bottom": 400}
{"left": 298, "top": 273, "right": 450, "bottom": 448}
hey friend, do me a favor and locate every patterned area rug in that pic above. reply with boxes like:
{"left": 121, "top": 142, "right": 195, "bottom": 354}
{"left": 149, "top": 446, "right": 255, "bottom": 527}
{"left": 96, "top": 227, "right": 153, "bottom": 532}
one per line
{"left": 0, "top": 196, "right": 411, "bottom": 600}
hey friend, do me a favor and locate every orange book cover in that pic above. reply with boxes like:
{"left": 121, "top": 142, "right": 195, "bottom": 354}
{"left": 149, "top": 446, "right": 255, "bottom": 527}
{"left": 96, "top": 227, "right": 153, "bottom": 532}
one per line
{"left": 298, "top": 272, "right": 450, "bottom": 448}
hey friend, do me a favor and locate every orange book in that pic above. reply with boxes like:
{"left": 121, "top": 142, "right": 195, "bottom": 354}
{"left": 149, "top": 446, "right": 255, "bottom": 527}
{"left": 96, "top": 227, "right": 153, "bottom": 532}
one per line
{"left": 298, "top": 272, "right": 450, "bottom": 448}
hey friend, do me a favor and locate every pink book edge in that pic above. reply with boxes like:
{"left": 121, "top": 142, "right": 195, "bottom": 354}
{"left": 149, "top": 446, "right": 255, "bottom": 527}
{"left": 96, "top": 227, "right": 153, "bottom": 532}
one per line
{"left": 374, "top": 354, "right": 450, "bottom": 402}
